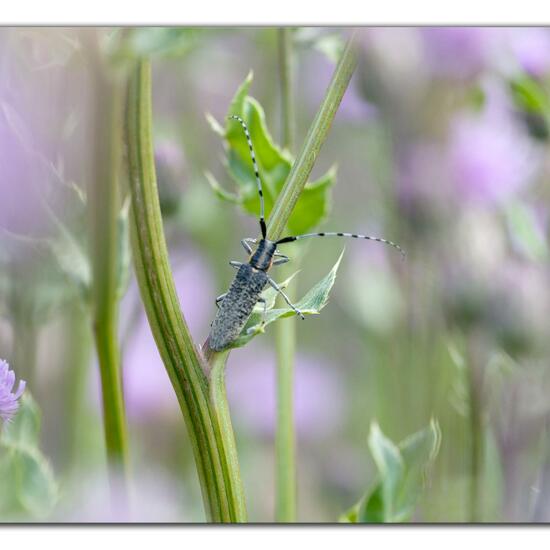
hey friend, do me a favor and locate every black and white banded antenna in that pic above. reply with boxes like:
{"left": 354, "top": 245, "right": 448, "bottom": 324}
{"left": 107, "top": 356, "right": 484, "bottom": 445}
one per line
{"left": 228, "top": 115, "right": 267, "bottom": 239}
{"left": 277, "top": 232, "right": 406, "bottom": 258}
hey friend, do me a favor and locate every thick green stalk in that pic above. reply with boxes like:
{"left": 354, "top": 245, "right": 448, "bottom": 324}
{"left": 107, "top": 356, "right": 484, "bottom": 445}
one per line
{"left": 125, "top": 60, "right": 246, "bottom": 522}
{"left": 267, "top": 32, "right": 357, "bottom": 241}
{"left": 86, "top": 32, "right": 129, "bottom": 489}
{"left": 275, "top": 26, "right": 297, "bottom": 523}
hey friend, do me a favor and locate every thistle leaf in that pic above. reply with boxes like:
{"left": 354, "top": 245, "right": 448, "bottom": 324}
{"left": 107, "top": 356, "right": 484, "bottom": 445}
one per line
{"left": 0, "top": 394, "right": 58, "bottom": 519}
{"left": 341, "top": 419, "right": 441, "bottom": 523}
{"left": 209, "top": 73, "right": 336, "bottom": 234}
{"left": 228, "top": 251, "right": 343, "bottom": 348}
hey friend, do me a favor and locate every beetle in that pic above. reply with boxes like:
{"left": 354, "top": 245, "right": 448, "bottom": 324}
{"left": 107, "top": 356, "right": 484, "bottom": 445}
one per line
{"left": 207, "top": 115, "right": 404, "bottom": 351}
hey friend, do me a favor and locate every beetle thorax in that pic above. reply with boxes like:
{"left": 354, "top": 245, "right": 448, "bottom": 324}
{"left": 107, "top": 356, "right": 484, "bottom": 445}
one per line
{"left": 249, "top": 239, "right": 277, "bottom": 271}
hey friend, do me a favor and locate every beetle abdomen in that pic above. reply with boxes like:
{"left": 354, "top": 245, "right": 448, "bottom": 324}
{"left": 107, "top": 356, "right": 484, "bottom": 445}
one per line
{"left": 208, "top": 264, "right": 268, "bottom": 351}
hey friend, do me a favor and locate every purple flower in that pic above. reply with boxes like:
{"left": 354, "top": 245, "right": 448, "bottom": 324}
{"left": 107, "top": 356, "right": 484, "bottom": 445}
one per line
{"left": 114, "top": 247, "right": 214, "bottom": 421}
{"left": 397, "top": 142, "right": 449, "bottom": 208}
{"left": 446, "top": 81, "right": 540, "bottom": 205}
{"left": 0, "top": 359, "right": 26, "bottom": 423}
{"left": 508, "top": 28, "right": 550, "bottom": 78}
{"left": 64, "top": 469, "right": 194, "bottom": 522}
{"left": 227, "top": 343, "right": 345, "bottom": 439}
{"left": 420, "top": 27, "right": 493, "bottom": 80}
{"left": 300, "top": 44, "right": 377, "bottom": 123}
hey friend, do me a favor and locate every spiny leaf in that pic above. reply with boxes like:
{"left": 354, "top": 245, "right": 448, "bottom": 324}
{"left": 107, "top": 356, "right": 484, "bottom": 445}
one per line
{"left": 342, "top": 420, "right": 441, "bottom": 523}
{"left": 1, "top": 394, "right": 41, "bottom": 448}
{"left": 364, "top": 422, "right": 405, "bottom": 521}
{"left": 47, "top": 212, "right": 91, "bottom": 302}
{"left": 0, "top": 394, "right": 58, "bottom": 519}
{"left": 228, "top": 251, "right": 343, "bottom": 349}
{"left": 207, "top": 73, "right": 336, "bottom": 235}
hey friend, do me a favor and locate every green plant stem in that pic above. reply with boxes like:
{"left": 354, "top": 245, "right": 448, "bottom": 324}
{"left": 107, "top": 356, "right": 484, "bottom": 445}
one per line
{"left": 275, "top": 27, "right": 297, "bottom": 523}
{"left": 62, "top": 301, "right": 92, "bottom": 475}
{"left": 203, "top": 32, "right": 357, "bottom": 519}
{"left": 267, "top": 32, "right": 357, "bottom": 241}
{"left": 275, "top": 289, "right": 297, "bottom": 522}
{"left": 125, "top": 59, "right": 246, "bottom": 522}
{"left": 467, "top": 347, "right": 483, "bottom": 523}
{"left": 86, "top": 31, "right": 129, "bottom": 492}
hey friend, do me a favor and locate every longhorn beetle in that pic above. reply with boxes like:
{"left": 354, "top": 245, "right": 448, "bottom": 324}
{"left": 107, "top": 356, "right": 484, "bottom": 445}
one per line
{"left": 207, "top": 115, "right": 404, "bottom": 351}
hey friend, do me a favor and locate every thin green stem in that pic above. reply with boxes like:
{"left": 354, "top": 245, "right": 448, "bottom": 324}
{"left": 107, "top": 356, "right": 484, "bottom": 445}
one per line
{"left": 275, "top": 295, "right": 297, "bottom": 522}
{"left": 86, "top": 31, "right": 129, "bottom": 492}
{"left": 62, "top": 302, "right": 92, "bottom": 474}
{"left": 203, "top": 31, "right": 356, "bottom": 517}
{"left": 267, "top": 32, "right": 357, "bottom": 241}
{"left": 203, "top": 32, "right": 357, "bottom": 516}
{"left": 275, "top": 26, "right": 297, "bottom": 523}
{"left": 467, "top": 347, "right": 483, "bottom": 523}
{"left": 125, "top": 59, "right": 246, "bottom": 522}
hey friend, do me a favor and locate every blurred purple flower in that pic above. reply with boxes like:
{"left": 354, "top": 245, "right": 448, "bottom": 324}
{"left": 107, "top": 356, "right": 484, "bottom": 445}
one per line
{"left": 446, "top": 82, "right": 540, "bottom": 205}
{"left": 65, "top": 469, "right": 192, "bottom": 522}
{"left": 397, "top": 142, "right": 449, "bottom": 207}
{"left": 119, "top": 248, "right": 214, "bottom": 421}
{"left": 155, "top": 138, "right": 186, "bottom": 216}
{"left": 155, "top": 139, "right": 185, "bottom": 176}
{"left": 508, "top": 28, "right": 550, "bottom": 78}
{"left": 0, "top": 101, "right": 51, "bottom": 237}
{"left": 420, "top": 27, "right": 493, "bottom": 80}
{"left": 0, "top": 359, "right": 26, "bottom": 423}
{"left": 301, "top": 51, "right": 376, "bottom": 123}
{"left": 227, "top": 343, "right": 345, "bottom": 439}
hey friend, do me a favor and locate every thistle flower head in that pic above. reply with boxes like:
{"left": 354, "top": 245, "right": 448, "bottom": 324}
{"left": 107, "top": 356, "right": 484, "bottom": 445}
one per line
{"left": 0, "top": 359, "right": 26, "bottom": 423}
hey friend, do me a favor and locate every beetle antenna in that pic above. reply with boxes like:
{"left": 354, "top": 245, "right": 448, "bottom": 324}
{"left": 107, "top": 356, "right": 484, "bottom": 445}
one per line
{"left": 276, "top": 231, "right": 405, "bottom": 258}
{"left": 228, "top": 115, "right": 266, "bottom": 238}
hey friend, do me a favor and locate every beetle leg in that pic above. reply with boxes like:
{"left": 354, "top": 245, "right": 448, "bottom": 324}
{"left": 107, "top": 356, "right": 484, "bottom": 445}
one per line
{"left": 267, "top": 276, "right": 305, "bottom": 320}
{"left": 215, "top": 293, "right": 227, "bottom": 308}
{"left": 272, "top": 254, "right": 290, "bottom": 266}
{"left": 241, "top": 238, "right": 257, "bottom": 254}
{"left": 230, "top": 261, "right": 244, "bottom": 269}
{"left": 247, "top": 297, "right": 267, "bottom": 335}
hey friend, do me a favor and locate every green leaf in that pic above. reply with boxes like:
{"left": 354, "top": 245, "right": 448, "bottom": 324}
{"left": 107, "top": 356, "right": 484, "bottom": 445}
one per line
{"left": 339, "top": 501, "right": 360, "bottom": 523}
{"left": 125, "top": 28, "right": 202, "bottom": 58}
{"left": 509, "top": 76, "right": 550, "bottom": 140}
{"left": 509, "top": 75, "right": 550, "bottom": 116}
{"left": 228, "top": 251, "right": 343, "bottom": 349}
{"left": 343, "top": 419, "right": 441, "bottom": 523}
{"left": 1, "top": 394, "right": 40, "bottom": 447}
{"left": 47, "top": 213, "right": 91, "bottom": 302}
{"left": 0, "top": 394, "right": 58, "bottom": 519}
{"left": 362, "top": 422, "right": 405, "bottom": 522}
{"left": 294, "top": 29, "right": 345, "bottom": 64}
{"left": 208, "top": 73, "right": 336, "bottom": 235}
{"left": 505, "top": 201, "right": 548, "bottom": 262}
